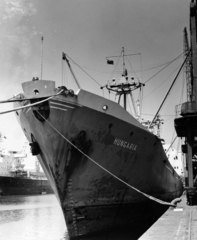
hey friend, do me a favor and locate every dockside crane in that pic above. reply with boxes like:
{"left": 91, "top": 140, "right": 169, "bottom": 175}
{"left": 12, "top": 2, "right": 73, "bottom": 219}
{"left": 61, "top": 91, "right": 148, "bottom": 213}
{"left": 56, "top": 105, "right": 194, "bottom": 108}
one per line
{"left": 174, "top": 0, "right": 197, "bottom": 205}
{"left": 183, "top": 27, "right": 193, "bottom": 102}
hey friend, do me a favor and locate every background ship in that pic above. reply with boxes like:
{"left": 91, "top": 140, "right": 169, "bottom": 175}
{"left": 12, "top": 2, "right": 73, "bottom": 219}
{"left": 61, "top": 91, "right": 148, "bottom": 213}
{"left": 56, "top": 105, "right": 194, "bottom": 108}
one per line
{"left": 0, "top": 133, "right": 53, "bottom": 196}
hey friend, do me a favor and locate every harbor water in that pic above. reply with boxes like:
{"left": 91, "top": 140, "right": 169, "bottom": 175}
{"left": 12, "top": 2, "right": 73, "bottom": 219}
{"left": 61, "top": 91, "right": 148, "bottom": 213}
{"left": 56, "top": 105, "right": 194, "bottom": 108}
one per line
{"left": 0, "top": 194, "right": 141, "bottom": 240}
{"left": 1, "top": 194, "right": 195, "bottom": 240}
{"left": 0, "top": 194, "right": 68, "bottom": 240}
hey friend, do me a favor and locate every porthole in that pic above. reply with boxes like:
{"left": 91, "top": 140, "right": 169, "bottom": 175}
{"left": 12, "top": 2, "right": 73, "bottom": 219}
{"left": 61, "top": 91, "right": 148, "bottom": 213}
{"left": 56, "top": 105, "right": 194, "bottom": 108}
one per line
{"left": 102, "top": 105, "right": 108, "bottom": 111}
{"left": 34, "top": 89, "right": 39, "bottom": 95}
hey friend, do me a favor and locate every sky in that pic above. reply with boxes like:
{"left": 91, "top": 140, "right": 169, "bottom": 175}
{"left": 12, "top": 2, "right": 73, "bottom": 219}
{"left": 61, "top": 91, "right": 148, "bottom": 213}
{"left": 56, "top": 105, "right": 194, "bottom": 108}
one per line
{"left": 0, "top": 0, "right": 191, "bottom": 153}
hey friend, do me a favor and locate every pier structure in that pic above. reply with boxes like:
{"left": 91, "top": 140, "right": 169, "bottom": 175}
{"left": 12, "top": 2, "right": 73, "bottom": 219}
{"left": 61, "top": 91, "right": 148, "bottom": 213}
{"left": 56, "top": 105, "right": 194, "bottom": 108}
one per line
{"left": 174, "top": 0, "right": 197, "bottom": 204}
{"left": 139, "top": 194, "right": 197, "bottom": 240}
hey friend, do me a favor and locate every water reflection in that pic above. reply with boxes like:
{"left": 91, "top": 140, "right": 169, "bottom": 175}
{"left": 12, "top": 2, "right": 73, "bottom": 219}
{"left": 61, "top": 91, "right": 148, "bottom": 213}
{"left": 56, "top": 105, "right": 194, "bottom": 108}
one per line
{"left": 0, "top": 195, "right": 139, "bottom": 240}
{"left": 0, "top": 194, "right": 66, "bottom": 240}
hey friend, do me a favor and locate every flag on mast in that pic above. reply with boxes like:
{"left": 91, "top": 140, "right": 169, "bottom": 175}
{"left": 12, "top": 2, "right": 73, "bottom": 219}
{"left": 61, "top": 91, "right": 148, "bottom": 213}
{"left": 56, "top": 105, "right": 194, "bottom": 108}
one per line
{"left": 107, "top": 59, "right": 114, "bottom": 65}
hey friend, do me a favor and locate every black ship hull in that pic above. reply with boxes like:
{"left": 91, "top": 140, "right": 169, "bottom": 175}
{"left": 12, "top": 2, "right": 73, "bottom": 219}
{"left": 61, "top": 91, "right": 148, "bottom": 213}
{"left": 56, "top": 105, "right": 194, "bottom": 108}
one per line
{"left": 14, "top": 81, "right": 183, "bottom": 239}
{"left": 63, "top": 197, "right": 169, "bottom": 239}
{"left": 0, "top": 175, "right": 53, "bottom": 196}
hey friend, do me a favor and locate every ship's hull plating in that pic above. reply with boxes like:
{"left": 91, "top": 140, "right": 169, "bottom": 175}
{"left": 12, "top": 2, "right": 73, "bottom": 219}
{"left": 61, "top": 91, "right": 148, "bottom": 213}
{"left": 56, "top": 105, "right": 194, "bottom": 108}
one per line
{"left": 15, "top": 87, "right": 183, "bottom": 238}
{"left": 0, "top": 176, "right": 53, "bottom": 195}
{"left": 63, "top": 198, "right": 169, "bottom": 239}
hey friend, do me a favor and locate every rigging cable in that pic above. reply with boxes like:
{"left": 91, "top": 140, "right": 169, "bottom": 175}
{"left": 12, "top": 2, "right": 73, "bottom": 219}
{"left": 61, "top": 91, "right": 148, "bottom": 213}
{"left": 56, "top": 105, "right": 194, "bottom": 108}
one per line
{"left": 160, "top": 54, "right": 187, "bottom": 150}
{"left": 144, "top": 52, "right": 185, "bottom": 84}
{"left": 166, "top": 136, "right": 178, "bottom": 153}
{"left": 143, "top": 64, "right": 181, "bottom": 100}
{"left": 169, "top": 60, "right": 187, "bottom": 152}
{"left": 149, "top": 51, "right": 190, "bottom": 128}
{"left": 168, "top": 70, "right": 186, "bottom": 150}
{"left": 141, "top": 55, "right": 183, "bottom": 73}
{"left": 66, "top": 54, "right": 102, "bottom": 87}
{"left": 125, "top": 54, "right": 141, "bottom": 82}
{"left": 63, "top": 54, "right": 182, "bottom": 75}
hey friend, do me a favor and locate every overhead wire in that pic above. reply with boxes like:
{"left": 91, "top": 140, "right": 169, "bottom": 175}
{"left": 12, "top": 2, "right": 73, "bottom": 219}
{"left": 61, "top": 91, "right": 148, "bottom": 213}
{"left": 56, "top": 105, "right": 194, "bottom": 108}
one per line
{"left": 60, "top": 51, "right": 184, "bottom": 95}
{"left": 66, "top": 54, "right": 102, "bottom": 87}
{"left": 76, "top": 55, "right": 183, "bottom": 75}
{"left": 144, "top": 52, "right": 184, "bottom": 84}
{"left": 168, "top": 54, "right": 188, "bottom": 149}
{"left": 149, "top": 51, "right": 190, "bottom": 128}
{"left": 141, "top": 55, "right": 183, "bottom": 73}
{"left": 142, "top": 64, "right": 182, "bottom": 100}
{"left": 125, "top": 54, "right": 141, "bottom": 82}
{"left": 166, "top": 136, "right": 178, "bottom": 153}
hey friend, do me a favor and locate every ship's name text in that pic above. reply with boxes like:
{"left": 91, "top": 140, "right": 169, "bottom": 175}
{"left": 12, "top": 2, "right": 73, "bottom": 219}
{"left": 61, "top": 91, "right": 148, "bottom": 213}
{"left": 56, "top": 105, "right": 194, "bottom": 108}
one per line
{"left": 113, "top": 138, "right": 137, "bottom": 151}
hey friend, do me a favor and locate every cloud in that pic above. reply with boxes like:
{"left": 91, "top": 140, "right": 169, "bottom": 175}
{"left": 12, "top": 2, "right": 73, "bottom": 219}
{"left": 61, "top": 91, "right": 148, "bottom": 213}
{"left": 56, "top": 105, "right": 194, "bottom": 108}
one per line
{"left": 0, "top": 0, "right": 37, "bottom": 82}
{"left": 2, "top": 0, "right": 36, "bottom": 20}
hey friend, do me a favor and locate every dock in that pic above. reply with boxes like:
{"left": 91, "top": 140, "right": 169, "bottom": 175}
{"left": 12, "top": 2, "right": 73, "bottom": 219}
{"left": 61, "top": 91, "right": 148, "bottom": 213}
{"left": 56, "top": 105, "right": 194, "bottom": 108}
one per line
{"left": 139, "top": 193, "right": 197, "bottom": 240}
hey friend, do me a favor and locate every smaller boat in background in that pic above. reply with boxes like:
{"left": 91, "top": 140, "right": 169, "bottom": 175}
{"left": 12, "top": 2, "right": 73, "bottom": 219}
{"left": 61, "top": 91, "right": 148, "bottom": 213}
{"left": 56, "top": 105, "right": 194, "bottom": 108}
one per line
{"left": 0, "top": 133, "right": 53, "bottom": 196}
{"left": 163, "top": 144, "right": 184, "bottom": 177}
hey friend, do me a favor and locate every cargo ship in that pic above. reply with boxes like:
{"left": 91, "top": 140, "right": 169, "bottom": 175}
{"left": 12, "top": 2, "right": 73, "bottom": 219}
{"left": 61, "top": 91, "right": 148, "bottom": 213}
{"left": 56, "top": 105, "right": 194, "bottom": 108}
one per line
{"left": 0, "top": 134, "right": 53, "bottom": 196}
{"left": 11, "top": 51, "right": 183, "bottom": 239}
{"left": 7, "top": 6, "right": 191, "bottom": 238}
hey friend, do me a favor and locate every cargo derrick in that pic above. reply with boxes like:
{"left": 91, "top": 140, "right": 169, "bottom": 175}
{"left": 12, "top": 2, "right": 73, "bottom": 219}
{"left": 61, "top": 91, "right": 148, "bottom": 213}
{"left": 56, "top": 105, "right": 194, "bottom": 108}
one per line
{"left": 174, "top": 0, "right": 197, "bottom": 205}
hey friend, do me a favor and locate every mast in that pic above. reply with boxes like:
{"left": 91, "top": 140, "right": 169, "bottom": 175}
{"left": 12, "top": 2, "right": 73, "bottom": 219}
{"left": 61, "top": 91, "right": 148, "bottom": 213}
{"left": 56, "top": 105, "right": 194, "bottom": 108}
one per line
{"left": 122, "top": 47, "right": 126, "bottom": 77}
{"left": 105, "top": 48, "right": 144, "bottom": 115}
{"left": 122, "top": 47, "right": 128, "bottom": 110}
{"left": 40, "top": 36, "right": 44, "bottom": 80}
{"left": 62, "top": 52, "right": 81, "bottom": 89}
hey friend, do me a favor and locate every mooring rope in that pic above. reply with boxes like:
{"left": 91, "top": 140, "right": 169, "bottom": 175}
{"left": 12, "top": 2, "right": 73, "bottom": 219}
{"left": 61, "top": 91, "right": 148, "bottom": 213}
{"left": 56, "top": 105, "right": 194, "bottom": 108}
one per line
{"left": 0, "top": 93, "right": 63, "bottom": 104}
{"left": 0, "top": 90, "right": 64, "bottom": 115}
{"left": 37, "top": 111, "right": 179, "bottom": 207}
{"left": 0, "top": 88, "right": 181, "bottom": 207}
